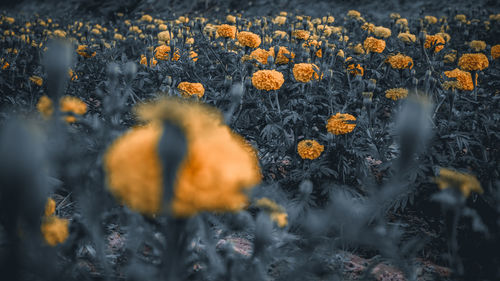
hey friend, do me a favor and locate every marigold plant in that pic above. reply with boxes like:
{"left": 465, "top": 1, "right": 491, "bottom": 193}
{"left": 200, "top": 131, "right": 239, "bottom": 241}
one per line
{"left": 157, "top": 30, "right": 172, "bottom": 44}
{"left": 347, "top": 64, "right": 364, "bottom": 76}
{"left": 105, "top": 98, "right": 261, "bottom": 217}
{"left": 177, "top": 82, "right": 205, "bottom": 98}
{"left": 154, "top": 45, "right": 180, "bottom": 61}
{"left": 363, "top": 36, "right": 386, "bottom": 53}
{"left": 60, "top": 96, "right": 87, "bottom": 123}
{"left": 458, "top": 53, "right": 489, "bottom": 71}
{"left": 255, "top": 198, "right": 288, "bottom": 228}
{"left": 297, "top": 139, "right": 324, "bottom": 160}
{"left": 326, "top": 113, "right": 356, "bottom": 135}
{"left": 424, "top": 34, "right": 445, "bottom": 53}
{"left": 386, "top": 54, "right": 413, "bottom": 69}
{"left": 37, "top": 95, "right": 54, "bottom": 119}
{"left": 76, "top": 45, "right": 96, "bottom": 58}
{"left": 292, "top": 30, "right": 310, "bottom": 40}
{"left": 469, "top": 40, "right": 486, "bottom": 52}
{"left": 275, "top": 46, "right": 295, "bottom": 64}
{"left": 444, "top": 68, "right": 474, "bottom": 91}
{"left": 251, "top": 70, "right": 284, "bottom": 91}
{"left": 237, "top": 31, "right": 261, "bottom": 48}
{"left": 249, "top": 48, "right": 274, "bottom": 65}
{"left": 385, "top": 88, "right": 409, "bottom": 100}
{"left": 398, "top": 32, "right": 416, "bottom": 43}
{"left": 293, "top": 63, "right": 321, "bottom": 82}
{"left": 435, "top": 168, "right": 483, "bottom": 198}
{"left": 373, "top": 26, "right": 391, "bottom": 38}
{"left": 29, "top": 75, "right": 43, "bottom": 86}
{"left": 491, "top": 45, "right": 500, "bottom": 60}
{"left": 45, "top": 198, "right": 56, "bottom": 217}
{"left": 41, "top": 216, "right": 69, "bottom": 246}
{"left": 216, "top": 24, "right": 237, "bottom": 39}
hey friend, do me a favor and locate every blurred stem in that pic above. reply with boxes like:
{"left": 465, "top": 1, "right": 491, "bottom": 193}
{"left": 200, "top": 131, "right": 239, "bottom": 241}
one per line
{"left": 267, "top": 93, "right": 275, "bottom": 111}
{"left": 472, "top": 71, "right": 478, "bottom": 101}
{"left": 274, "top": 91, "right": 282, "bottom": 123}
{"left": 162, "top": 218, "right": 188, "bottom": 281}
{"left": 448, "top": 206, "right": 464, "bottom": 277}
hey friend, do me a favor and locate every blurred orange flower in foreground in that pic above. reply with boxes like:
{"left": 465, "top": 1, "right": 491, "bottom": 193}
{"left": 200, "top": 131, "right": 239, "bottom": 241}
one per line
{"left": 104, "top": 98, "right": 261, "bottom": 217}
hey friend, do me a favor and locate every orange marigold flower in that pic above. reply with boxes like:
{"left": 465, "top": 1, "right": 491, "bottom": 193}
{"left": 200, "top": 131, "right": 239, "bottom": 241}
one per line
{"left": 68, "top": 69, "right": 78, "bottom": 81}
{"left": 455, "top": 14, "right": 467, "bottom": 23}
{"left": 237, "top": 31, "right": 261, "bottom": 48}
{"left": 297, "top": 139, "right": 324, "bottom": 160}
{"left": 347, "top": 64, "right": 364, "bottom": 76}
{"left": 436, "top": 32, "right": 451, "bottom": 43}
{"left": 76, "top": 45, "right": 96, "bottom": 58}
{"left": 273, "top": 15, "right": 287, "bottom": 26}
{"left": 189, "top": 51, "right": 198, "bottom": 62}
{"left": 177, "top": 82, "right": 205, "bottom": 98}
{"left": 492, "top": 45, "right": 500, "bottom": 60}
{"left": 216, "top": 24, "right": 237, "bottom": 39}
{"left": 444, "top": 68, "right": 474, "bottom": 91}
{"left": 275, "top": 46, "right": 295, "bottom": 64}
{"left": 140, "top": 14, "right": 153, "bottom": 22}
{"left": 395, "top": 18, "right": 408, "bottom": 27}
{"left": 249, "top": 48, "right": 274, "bottom": 65}
{"left": 273, "top": 30, "right": 288, "bottom": 39}
{"left": 385, "top": 88, "right": 409, "bottom": 100}
{"left": 2, "top": 61, "right": 9, "bottom": 70}
{"left": 293, "top": 63, "right": 321, "bottom": 83}
{"left": 386, "top": 54, "right": 413, "bottom": 69}
{"left": 362, "top": 22, "right": 375, "bottom": 32}
{"left": 158, "top": 31, "right": 172, "bottom": 43}
{"left": 424, "top": 16, "right": 438, "bottom": 24}
{"left": 443, "top": 50, "right": 457, "bottom": 63}
{"left": 468, "top": 40, "right": 485, "bottom": 52}
{"left": 255, "top": 198, "right": 288, "bottom": 227}
{"left": 435, "top": 168, "right": 483, "bottom": 198}
{"left": 373, "top": 26, "right": 391, "bottom": 38}
{"left": 226, "top": 15, "right": 236, "bottom": 23}
{"left": 104, "top": 124, "right": 164, "bottom": 215}
{"left": 60, "top": 96, "right": 87, "bottom": 123}
{"left": 154, "top": 45, "right": 180, "bottom": 61}
{"left": 41, "top": 216, "right": 69, "bottom": 246}
{"left": 140, "top": 54, "right": 158, "bottom": 67}
{"left": 270, "top": 212, "right": 288, "bottom": 228}
{"left": 30, "top": 75, "right": 43, "bottom": 86}
{"left": 37, "top": 95, "right": 54, "bottom": 119}
{"left": 292, "top": 30, "right": 310, "bottom": 40}
{"left": 353, "top": 43, "right": 365, "bottom": 55}
{"left": 458, "top": 53, "right": 489, "bottom": 71}
{"left": 251, "top": 70, "right": 284, "bottom": 91}
{"left": 424, "top": 34, "right": 445, "bottom": 53}
{"left": 398, "top": 32, "right": 416, "bottom": 43}
{"left": 326, "top": 113, "right": 356, "bottom": 135}
{"left": 45, "top": 198, "right": 56, "bottom": 217}
{"left": 105, "top": 98, "right": 262, "bottom": 217}
{"left": 363, "top": 36, "right": 386, "bottom": 53}
{"left": 347, "top": 10, "right": 361, "bottom": 19}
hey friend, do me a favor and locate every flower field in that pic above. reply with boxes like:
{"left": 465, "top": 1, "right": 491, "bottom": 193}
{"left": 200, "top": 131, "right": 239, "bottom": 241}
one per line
{"left": 0, "top": 0, "right": 499, "bottom": 280}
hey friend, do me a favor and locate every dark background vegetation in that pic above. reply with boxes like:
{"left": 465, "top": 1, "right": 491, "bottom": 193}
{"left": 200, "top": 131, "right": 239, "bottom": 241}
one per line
{"left": 1, "top": 0, "right": 499, "bottom": 280}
